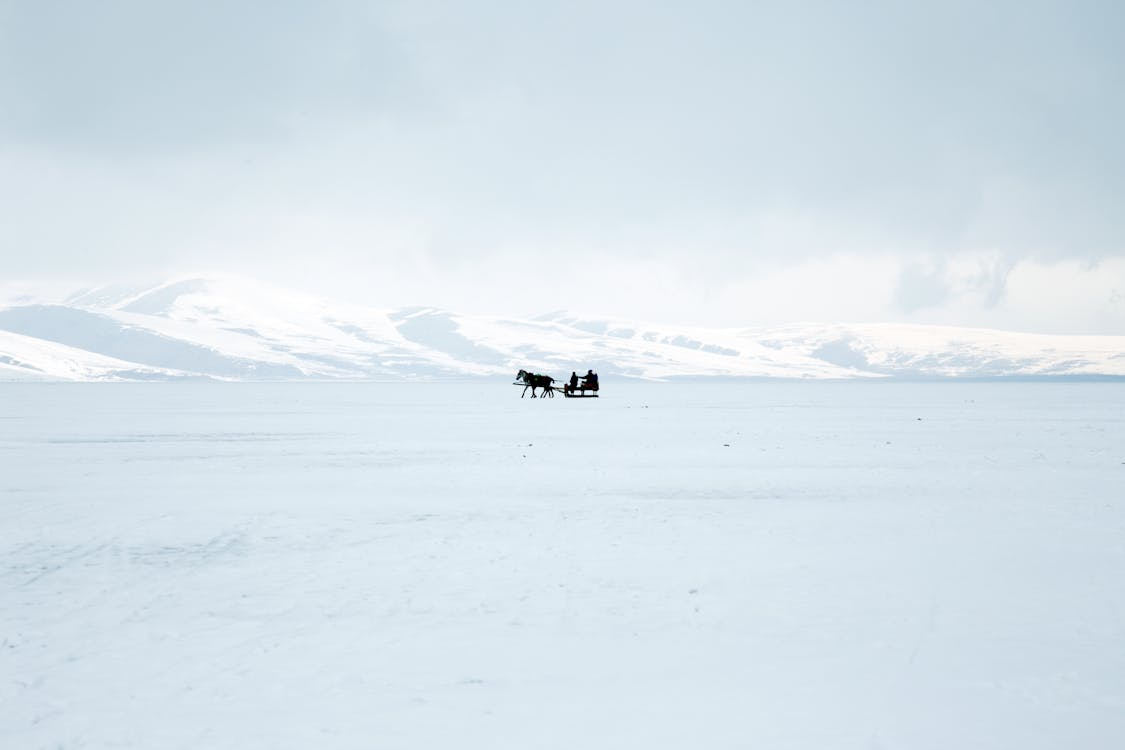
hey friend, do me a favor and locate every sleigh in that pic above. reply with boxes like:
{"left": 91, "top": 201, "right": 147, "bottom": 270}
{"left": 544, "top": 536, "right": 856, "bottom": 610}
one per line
{"left": 563, "top": 382, "right": 599, "bottom": 398}
{"left": 515, "top": 369, "right": 599, "bottom": 399}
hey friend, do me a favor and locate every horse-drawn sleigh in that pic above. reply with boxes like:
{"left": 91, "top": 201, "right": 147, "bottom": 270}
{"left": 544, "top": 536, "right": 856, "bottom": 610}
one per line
{"left": 515, "top": 369, "right": 600, "bottom": 398}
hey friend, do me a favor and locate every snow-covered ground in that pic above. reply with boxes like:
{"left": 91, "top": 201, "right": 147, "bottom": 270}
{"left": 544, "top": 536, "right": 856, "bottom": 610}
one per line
{"left": 3, "top": 381, "right": 1124, "bottom": 749}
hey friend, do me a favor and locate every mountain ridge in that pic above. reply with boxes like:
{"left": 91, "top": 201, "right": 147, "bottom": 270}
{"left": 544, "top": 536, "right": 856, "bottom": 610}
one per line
{"left": 1, "top": 275, "right": 1123, "bottom": 381}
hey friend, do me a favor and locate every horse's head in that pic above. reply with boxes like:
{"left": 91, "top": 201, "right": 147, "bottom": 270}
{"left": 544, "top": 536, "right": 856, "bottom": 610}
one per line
{"left": 516, "top": 369, "right": 530, "bottom": 381}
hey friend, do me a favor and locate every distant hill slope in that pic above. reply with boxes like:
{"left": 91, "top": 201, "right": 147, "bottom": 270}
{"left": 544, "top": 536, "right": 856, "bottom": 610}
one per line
{"left": 1, "top": 275, "right": 1123, "bottom": 381}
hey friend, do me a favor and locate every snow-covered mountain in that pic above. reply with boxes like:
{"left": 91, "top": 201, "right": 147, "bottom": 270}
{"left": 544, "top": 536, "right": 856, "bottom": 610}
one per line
{"left": 1, "top": 275, "right": 1122, "bottom": 381}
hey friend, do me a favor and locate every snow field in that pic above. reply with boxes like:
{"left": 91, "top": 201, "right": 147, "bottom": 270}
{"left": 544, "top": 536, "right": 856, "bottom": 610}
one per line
{"left": 2, "top": 381, "right": 1124, "bottom": 748}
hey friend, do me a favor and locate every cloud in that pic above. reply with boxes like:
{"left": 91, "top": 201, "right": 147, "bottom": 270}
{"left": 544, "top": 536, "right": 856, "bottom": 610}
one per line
{"left": 0, "top": 1, "right": 1123, "bottom": 332}
{"left": 895, "top": 253, "right": 1019, "bottom": 314}
{"left": 0, "top": 1, "right": 417, "bottom": 150}
{"left": 896, "top": 261, "right": 952, "bottom": 312}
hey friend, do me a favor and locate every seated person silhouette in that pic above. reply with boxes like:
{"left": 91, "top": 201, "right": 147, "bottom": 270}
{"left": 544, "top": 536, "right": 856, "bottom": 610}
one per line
{"left": 568, "top": 371, "right": 579, "bottom": 394}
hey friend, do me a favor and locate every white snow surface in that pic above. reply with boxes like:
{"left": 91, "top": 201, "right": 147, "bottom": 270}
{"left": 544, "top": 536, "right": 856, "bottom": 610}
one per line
{"left": 0, "top": 329, "right": 187, "bottom": 381}
{"left": 3, "top": 381, "right": 1124, "bottom": 749}
{"left": 1, "top": 275, "right": 1123, "bottom": 380}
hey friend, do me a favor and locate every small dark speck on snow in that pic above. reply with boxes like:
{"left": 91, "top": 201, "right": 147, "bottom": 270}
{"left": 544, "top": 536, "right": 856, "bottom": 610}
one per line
{"left": 723, "top": 444, "right": 730, "bottom": 447}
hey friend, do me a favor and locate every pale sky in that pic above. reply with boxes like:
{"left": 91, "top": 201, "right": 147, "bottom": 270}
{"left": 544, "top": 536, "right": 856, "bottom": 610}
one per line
{"left": 1, "top": 0, "right": 1123, "bottom": 332}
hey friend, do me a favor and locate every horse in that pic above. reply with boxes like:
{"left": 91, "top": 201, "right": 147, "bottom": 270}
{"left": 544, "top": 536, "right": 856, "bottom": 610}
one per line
{"left": 516, "top": 369, "right": 557, "bottom": 398}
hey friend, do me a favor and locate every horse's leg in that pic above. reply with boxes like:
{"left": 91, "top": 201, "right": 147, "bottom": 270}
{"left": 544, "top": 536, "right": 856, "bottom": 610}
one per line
{"left": 522, "top": 384, "right": 529, "bottom": 398}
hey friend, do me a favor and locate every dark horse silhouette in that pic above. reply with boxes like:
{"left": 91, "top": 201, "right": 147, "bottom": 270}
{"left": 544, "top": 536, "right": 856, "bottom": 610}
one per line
{"left": 516, "top": 369, "right": 557, "bottom": 398}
